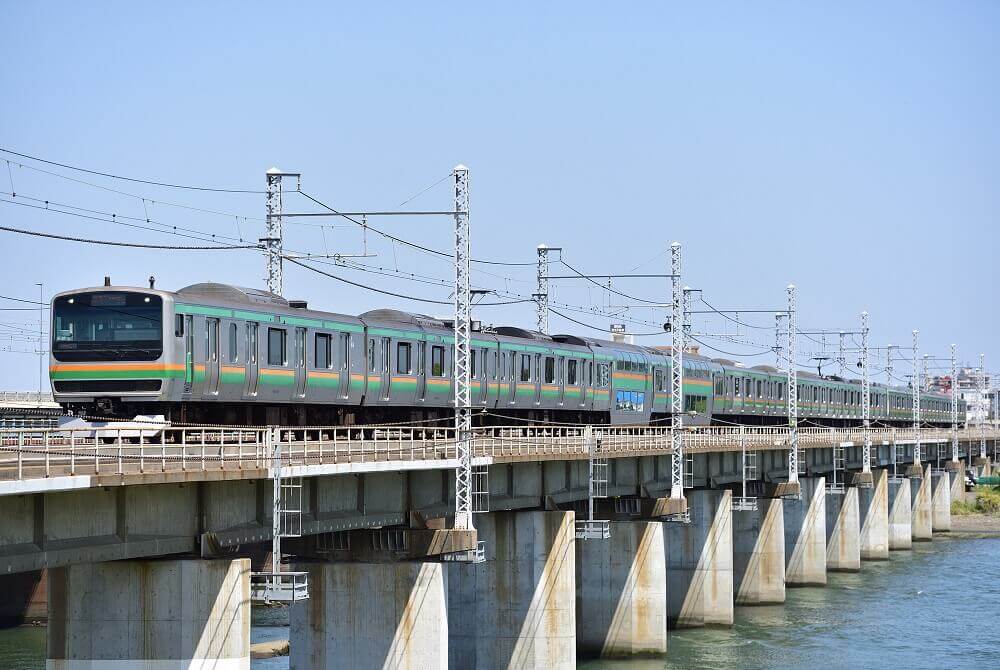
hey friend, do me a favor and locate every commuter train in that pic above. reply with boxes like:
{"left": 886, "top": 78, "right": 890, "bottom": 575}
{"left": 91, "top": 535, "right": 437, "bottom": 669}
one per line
{"left": 48, "top": 281, "right": 963, "bottom": 427}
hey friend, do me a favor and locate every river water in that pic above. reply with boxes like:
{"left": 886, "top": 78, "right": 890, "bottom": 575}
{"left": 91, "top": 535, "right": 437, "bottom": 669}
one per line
{"left": 2, "top": 536, "right": 997, "bottom": 669}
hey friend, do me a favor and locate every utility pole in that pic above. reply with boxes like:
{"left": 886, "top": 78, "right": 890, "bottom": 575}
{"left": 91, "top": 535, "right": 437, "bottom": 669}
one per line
{"left": 669, "top": 242, "right": 686, "bottom": 507}
{"left": 951, "top": 344, "right": 959, "bottom": 462}
{"left": 912, "top": 330, "right": 921, "bottom": 468}
{"left": 787, "top": 285, "right": 799, "bottom": 485}
{"left": 263, "top": 168, "right": 300, "bottom": 296}
{"left": 861, "top": 311, "right": 871, "bottom": 476}
{"left": 534, "top": 244, "right": 560, "bottom": 334}
{"left": 453, "top": 164, "right": 473, "bottom": 532}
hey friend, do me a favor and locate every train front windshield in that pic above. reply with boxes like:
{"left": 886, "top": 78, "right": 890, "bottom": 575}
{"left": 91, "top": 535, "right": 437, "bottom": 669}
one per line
{"left": 52, "top": 292, "right": 163, "bottom": 362}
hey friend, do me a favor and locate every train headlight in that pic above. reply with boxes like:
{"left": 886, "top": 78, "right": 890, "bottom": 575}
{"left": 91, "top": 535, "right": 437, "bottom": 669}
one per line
{"left": 144, "top": 297, "right": 151, "bottom": 303}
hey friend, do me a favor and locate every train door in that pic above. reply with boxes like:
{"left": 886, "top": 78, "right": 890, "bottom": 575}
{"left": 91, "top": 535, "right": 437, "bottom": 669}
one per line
{"left": 338, "top": 332, "right": 350, "bottom": 398}
{"left": 417, "top": 340, "right": 427, "bottom": 401}
{"left": 183, "top": 314, "right": 194, "bottom": 394}
{"left": 205, "top": 318, "right": 220, "bottom": 396}
{"left": 380, "top": 337, "right": 391, "bottom": 400}
{"left": 478, "top": 348, "right": 489, "bottom": 404}
{"left": 294, "top": 327, "right": 307, "bottom": 398}
{"left": 533, "top": 354, "right": 542, "bottom": 405}
{"left": 557, "top": 357, "right": 565, "bottom": 406}
{"left": 508, "top": 351, "right": 517, "bottom": 405}
{"left": 245, "top": 322, "right": 259, "bottom": 396}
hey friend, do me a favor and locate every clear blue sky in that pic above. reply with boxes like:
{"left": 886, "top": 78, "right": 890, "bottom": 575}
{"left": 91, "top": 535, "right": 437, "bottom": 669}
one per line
{"left": 1, "top": 2, "right": 997, "bottom": 390}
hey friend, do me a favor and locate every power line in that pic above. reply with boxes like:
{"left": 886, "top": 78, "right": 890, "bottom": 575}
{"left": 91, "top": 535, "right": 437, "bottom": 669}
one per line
{"left": 0, "top": 293, "right": 46, "bottom": 306}
{"left": 0, "top": 148, "right": 264, "bottom": 194}
{"left": 557, "top": 259, "right": 664, "bottom": 305}
{"left": 0, "top": 223, "right": 258, "bottom": 250}
{"left": 6, "top": 158, "right": 264, "bottom": 221}
{"left": 2, "top": 191, "right": 250, "bottom": 244}
{"left": 297, "top": 190, "right": 538, "bottom": 267}
{"left": 285, "top": 255, "right": 533, "bottom": 308}
{"left": 548, "top": 306, "right": 664, "bottom": 336}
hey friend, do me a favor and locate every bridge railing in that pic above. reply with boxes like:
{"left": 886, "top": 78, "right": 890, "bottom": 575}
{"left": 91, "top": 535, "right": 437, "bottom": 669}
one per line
{"left": 0, "top": 423, "right": 997, "bottom": 481}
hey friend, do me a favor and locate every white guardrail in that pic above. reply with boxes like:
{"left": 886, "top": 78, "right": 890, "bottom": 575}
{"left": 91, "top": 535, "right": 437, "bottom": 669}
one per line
{"left": 0, "top": 423, "right": 997, "bottom": 482}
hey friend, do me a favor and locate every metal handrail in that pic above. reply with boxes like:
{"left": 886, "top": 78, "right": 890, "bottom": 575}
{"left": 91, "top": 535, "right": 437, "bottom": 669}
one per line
{"left": 0, "top": 423, "right": 996, "bottom": 482}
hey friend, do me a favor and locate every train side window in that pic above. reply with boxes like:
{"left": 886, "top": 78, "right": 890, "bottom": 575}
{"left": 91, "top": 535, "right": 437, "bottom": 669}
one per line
{"left": 368, "top": 339, "right": 377, "bottom": 372}
{"left": 544, "top": 357, "right": 555, "bottom": 384}
{"left": 175, "top": 314, "right": 184, "bottom": 337}
{"left": 316, "top": 333, "right": 331, "bottom": 369}
{"left": 267, "top": 328, "right": 287, "bottom": 366}
{"left": 510, "top": 351, "right": 516, "bottom": 380}
{"left": 520, "top": 354, "right": 531, "bottom": 382}
{"left": 492, "top": 351, "right": 499, "bottom": 380}
{"left": 431, "top": 346, "right": 445, "bottom": 377}
{"left": 397, "top": 342, "right": 412, "bottom": 374}
{"left": 470, "top": 350, "right": 477, "bottom": 377}
{"left": 228, "top": 323, "right": 238, "bottom": 363}
{"left": 568, "top": 359, "right": 578, "bottom": 386}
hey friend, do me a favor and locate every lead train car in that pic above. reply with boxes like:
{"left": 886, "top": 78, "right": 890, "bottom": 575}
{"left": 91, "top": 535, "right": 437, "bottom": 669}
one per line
{"left": 49, "top": 282, "right": 961, "bottom": 427}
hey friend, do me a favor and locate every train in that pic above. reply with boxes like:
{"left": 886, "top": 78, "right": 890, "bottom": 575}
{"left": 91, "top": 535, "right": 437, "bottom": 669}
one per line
{"left": 48, "top": 280, "right": 964, "bottom": 427}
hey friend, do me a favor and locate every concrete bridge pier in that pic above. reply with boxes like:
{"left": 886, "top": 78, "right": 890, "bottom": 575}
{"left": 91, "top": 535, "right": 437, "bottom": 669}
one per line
{"left": 664, "top": 489, "right": 734, "bottom": 628}
{"left": 447, "top": 510, "right": 576, "bottom": 669}
{"left": 732, "top": 497, "right": 785, "bottom": 605}
{"left": 931, "top": 469, "right": 952, "bottom": 532}
{"left": 290, "top": 561, "right": 448, "bottom": 670}
{"left": 910, "top": 465, "right": 933, "bottom": 541}
{"left": 857, "top": 469, "right": 889, "bottom": 560}
{"left": 946, "top": 460, "right": 966, "bottom": 503}
{"left": 887, "top": 477, "right": 912, "bottom": 550}
{"left": 47, "top": 558, "right": 251, "bottom": 669}
{"left": 575, "top": 521, "right": 667, "bottom": 658}
{"left": 782, "top": 477, "right": 827, "bottom": 586}
{"left": 825, "top": 487, "right": 860, "bottom": 572}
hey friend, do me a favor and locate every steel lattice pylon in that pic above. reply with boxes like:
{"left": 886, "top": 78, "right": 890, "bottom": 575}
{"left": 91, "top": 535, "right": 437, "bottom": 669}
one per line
{"left": 536, "top": 244, "right": 550, "bottom": 334}
{"left": 912, "top": 330, "right": 921, "bottom": 467}
{"left": 979, "top": 354, "right": 987, "bottom": 459}
{"left": 861, "top": 311, "right": 872, "bottom": 474}
{"left": 452, "top": 165, "right": 474, "bottom": 531}
{"left": 786, "top": 285, "right": 799, "bottom": 484}
{"left": 951, "top": 344, "right": 959, "bottom": 462}
{"left": 670, "top": 242, "right": 685, "bottom": 501}
{"left": 265, "top": 169, "right": 284, "bottom": 296}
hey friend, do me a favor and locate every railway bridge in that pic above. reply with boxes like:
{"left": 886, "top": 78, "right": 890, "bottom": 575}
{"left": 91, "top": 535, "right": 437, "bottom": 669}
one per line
{"left": 1, "top": 420, "right": 997, "bottom": 668}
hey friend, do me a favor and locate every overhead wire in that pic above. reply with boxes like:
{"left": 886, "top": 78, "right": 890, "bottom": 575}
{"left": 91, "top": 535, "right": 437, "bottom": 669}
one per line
{"left": 0, "top": 148, "right": 264, "bottom": 194}
{"left": 5, "top": 158, "right": 264, "bottom": 222}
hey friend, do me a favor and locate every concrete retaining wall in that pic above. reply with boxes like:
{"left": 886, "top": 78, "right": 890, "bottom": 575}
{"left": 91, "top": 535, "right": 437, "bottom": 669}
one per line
{"left": 576, "top": 521, "right": 666, "bottom": 657}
